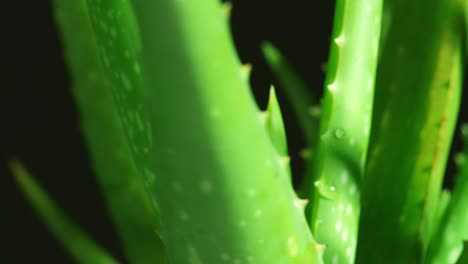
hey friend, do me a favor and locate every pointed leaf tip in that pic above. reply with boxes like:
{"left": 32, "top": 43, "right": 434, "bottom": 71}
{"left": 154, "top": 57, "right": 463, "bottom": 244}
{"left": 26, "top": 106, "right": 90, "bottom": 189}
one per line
{"left": 10, "top": 158, "right": 27, "bottom": 185}
{"left": 10, "top": 160, "right": 118, "bottom": 264}
{"left": 261, "top": 41, "right": 281, "bottom": 64}
{"left": 267, "top": 85, "right": 278, "bottom": 105}
{"left": 265, "top": 85, "right": 288, "bottom": 156}
{"left": 260, "top": 40, "right": 319, "bottom": 195}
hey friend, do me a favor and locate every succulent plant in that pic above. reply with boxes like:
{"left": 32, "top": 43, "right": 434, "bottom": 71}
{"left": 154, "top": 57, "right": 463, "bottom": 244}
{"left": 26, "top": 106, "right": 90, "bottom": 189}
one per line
{"left": 12, "top": 0, "right": 468, "bottom": 263}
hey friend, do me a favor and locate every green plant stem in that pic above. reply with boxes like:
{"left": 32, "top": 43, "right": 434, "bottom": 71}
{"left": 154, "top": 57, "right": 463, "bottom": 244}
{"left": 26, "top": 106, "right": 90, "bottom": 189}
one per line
{"left": 53, "top": 0, "right": 166, "bottom": 263}
{"left": 356, "top": 0, "right": 463, "bottom": 262}
{"left": 84, "top": 0, "right": 156, "bottom": 190}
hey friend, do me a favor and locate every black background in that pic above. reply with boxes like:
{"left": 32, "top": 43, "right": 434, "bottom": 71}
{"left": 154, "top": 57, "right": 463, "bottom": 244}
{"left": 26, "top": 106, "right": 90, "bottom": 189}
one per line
{"left": 1, "top": 0, "right": 466, "bottom": 263}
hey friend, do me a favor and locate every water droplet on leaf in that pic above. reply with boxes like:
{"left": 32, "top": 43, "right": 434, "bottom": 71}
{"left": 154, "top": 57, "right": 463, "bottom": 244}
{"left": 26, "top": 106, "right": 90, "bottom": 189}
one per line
{"left": 314, "top": 179, "right": 338, "bottom": 200}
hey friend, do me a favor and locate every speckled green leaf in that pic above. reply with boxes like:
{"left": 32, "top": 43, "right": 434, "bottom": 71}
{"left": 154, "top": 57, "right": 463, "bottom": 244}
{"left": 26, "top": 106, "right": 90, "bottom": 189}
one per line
{"left": 53, "top": 0, "right": 167, "bottom": 263}
{"left": 357, "top": 0, "right": 463, "bottom": 262}
{"left": 84, "top": 0, "right": 156, "bottom": 190}
{"left": 11, "top": 161, "right": 118, "bottom": 264}
{"left": 304, "top": 0, "right": 383, "bottom": 263}
{"left": 129, "top": 0, "right": 324, "bottom": 262}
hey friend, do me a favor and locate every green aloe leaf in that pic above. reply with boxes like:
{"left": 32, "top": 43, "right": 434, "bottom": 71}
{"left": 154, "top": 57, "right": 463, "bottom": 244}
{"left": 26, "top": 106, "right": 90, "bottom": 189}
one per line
{"left": 128, "top": 0, "right": 324, "bottom": 262}
{"left": 262, "top": 85, "right": 294, "bottom": 181}
{"left": 262, "top": 85, "right": 294, "bottom": 182}
{"left": 84, "top": 0, "right": 155, "bottom": 190}
{"left": 426, "top": 126, "right": 468, "bottom": 264}
{"left": 303, "top": 0, "right": 383, "bottom": 263}
{"left": 11, "top": 161, "right": 118, "bottom": 264}
{"left": 261, "top": 42, "right": 318, "bottom": 152}
{"left": 53, "top": 0, "right": 167, "bottom": 263}
{"left": 357, "top": 0, "right": 463, "bottom": 262}
{"left": 264, "top": 86, "right": 288, "bottom": 158}
{"left": 261, "top": 42, "right": 319, "bottom": 195}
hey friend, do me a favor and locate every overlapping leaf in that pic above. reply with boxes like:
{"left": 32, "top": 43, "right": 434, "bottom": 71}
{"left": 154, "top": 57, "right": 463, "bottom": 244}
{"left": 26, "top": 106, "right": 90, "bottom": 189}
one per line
{"left": 53, "top": 0, "right": 167, "bottom": 262}
{"left": 357, "top": 0, "right": 463, "bottom": 262}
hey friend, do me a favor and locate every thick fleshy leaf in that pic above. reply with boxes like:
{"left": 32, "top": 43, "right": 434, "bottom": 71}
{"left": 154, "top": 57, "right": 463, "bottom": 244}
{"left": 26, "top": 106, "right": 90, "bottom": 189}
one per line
{"left": 128, "top": 0, "right": 324, "bottom": 262}
{"left": 84, "top": 0, "right": 155, "bottom": 189}
{"left": 79, "top": 0, "right": 321, "bottom": 263}
{"left": 53, "top": 0, "right": 167, "bottom": 262}
{"left": 305, "top": 0, "right": 383, "bottom": 263}
{"left": 357, "top": 1, "right": 463, "bottom": 262}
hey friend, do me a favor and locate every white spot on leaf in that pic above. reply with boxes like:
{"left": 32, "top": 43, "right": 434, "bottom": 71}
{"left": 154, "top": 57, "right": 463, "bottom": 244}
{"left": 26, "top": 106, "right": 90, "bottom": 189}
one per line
{"left": 287, "top": 236, "right": 298, "bottom": 256}
{"left": 179, "top": 210, "right": 189, "bottom": 221}
{"left": 336, "top": 220, "right": 343, "bottom": 232}
{"left": 334, "top": 35, "right": 345, "bottom": 46}
{"left": 255, "top": 209, "right": 263, "bottom": 217}
{"left": 200, "top": 179, "right": 213, "bottom": 193}
{"left": 247, "top": 189, "right": 257, "bottom": 198}
{"left": 342, "top": 228, "right": 349, "bottom": 241}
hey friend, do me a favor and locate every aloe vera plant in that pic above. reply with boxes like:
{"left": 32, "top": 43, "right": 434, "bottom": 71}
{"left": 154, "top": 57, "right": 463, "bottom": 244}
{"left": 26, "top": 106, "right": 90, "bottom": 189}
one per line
{"left": 11, "top": 0, "right": 468, "bottom": 263}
